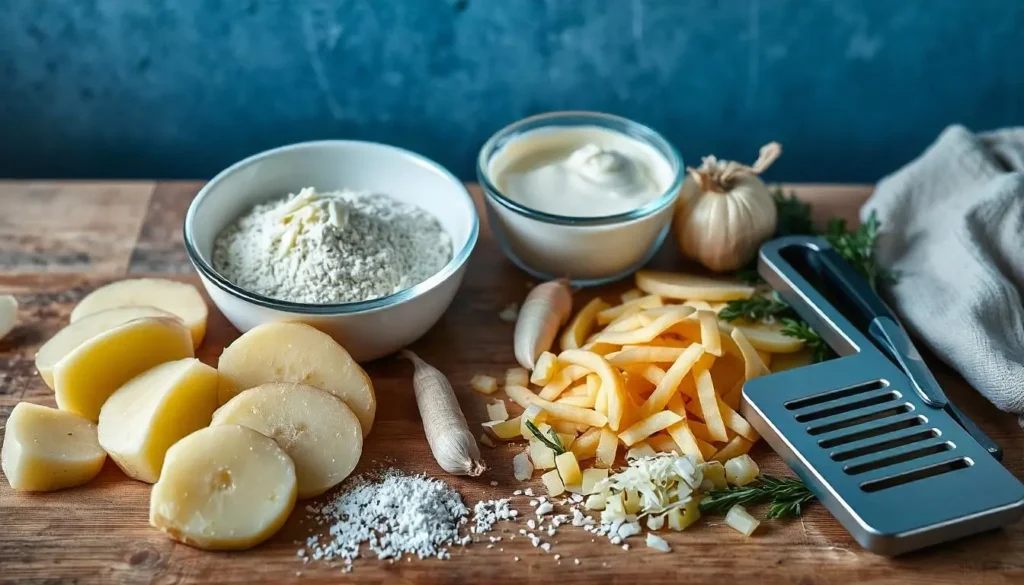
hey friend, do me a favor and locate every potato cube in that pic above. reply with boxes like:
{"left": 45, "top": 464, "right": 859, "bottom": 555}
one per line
{"left": 702, "top": 461, "right": 728, "bottom": 489}
{"left": 555, "top": 452, "right": 582, "bottom": 486}
{"left": 581, "top": 468, "right": 608, "bottom": 495}
{"left": 585, "top": 492, "right": 607, "bottom": 510}
{"left": 541, "top": 469, "right": 565, "bottom": 496}
{"left": 1, "top": 403, "right": 106, "bottom": 492}
{"left": 668, "top": 498, "right": 701, "bottom": 531}
{"left": 471, "top": 374, "right": 498, "bottom": 395}
{"left": 486, "top": 400, "right": 509, "bottom": 422}
{"left": 483, "top": 416, "right": 522, "bottom": 440}
{"left": 505, "top": 367, "right": 530, "bottom": 388}
{"left": 529, "top": 440, "right": 556, "bottom": 469}
{"left": 725, "top": 504, "right": 761, "bottom": 537}
{"left": 725, "top": 454, "right": 760, "bottom": 487}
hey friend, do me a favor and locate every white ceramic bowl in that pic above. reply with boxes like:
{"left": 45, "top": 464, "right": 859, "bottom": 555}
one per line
{"left": 184, "top": 140, "right": 478, "bottom": 362}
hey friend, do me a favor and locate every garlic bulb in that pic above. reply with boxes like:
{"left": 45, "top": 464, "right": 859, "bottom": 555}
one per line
{"left": 673, "top": 142, "right": 781, "bottom": 272}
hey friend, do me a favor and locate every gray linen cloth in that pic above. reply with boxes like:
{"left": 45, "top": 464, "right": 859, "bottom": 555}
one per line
{"left": 862, "top": 125, "right": 1024, "bottom": 426}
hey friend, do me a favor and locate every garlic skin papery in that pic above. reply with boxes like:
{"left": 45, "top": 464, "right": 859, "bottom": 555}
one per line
{"left": 673, "top": 142, "right": 781, "bottom": 272}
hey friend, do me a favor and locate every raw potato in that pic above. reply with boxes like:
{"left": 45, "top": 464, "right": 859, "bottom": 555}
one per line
{"left": 35, "top": 306, "right": 176, "bottom": 388}
{"left": 217, "top": 322, "right": 376, "bottom": 436}
{"left": 71, "top": 279, "right": 209, "bottom": 348}
{"left": 212, "top": 383, "right": 363, "bottom": 499}
{"left": 1, "top": 402, "right": 106, "bottom": 492}
{"left": 150, "top": 424, "right": 297, "bottom": 551}
{"left": 635, "top": 270, "right": 755, "bottom": 301}
{"left": 98, "top": 358, "right": 219, "bottom": 483}
{"left": 0, "top": 294, "right": 17, "bottom": 342}
{"left": 53, "top": 317, "right": 194, "bottom": 421}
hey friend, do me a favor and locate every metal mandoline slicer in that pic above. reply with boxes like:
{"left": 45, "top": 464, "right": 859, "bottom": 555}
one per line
{"left": 740, "top": 235, "right": 1024, "bottom": 556}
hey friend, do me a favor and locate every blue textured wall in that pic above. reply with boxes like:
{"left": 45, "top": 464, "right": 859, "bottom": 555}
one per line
{"left": 1, "top": 0, "right": 1022, "bottom": 182}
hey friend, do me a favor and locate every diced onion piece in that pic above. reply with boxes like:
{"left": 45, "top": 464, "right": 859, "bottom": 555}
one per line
{"left": 570, "top": 428, "right": 602, "bottom": 461}
{"left": 625, "top": 442, "right": 657, "bottom": 461}
{"left": 581, "top": 467, "right": 608, "bottom": 495}
{"left": 471, "top": 374, "right": 498, "bottom": 395}
{"left": 696, "top": 310, "right": 723, "bottom": 357}
{"left": 725, "top": 505, "right": 761, "bottom": 537}
{"left": 619, "top": 410, "right": 684, "bottom": 447}
{"left": 486, "top": 401, "right": 509, "bottom": 422}
{"left": 530, "top": 352, "right": 560, "bottom": 385}
{"left": 541, "top": 469, "right": 565, "bottom": 496}
{"left": 595, "top": 427, "right": 618, "bottom": 468}
{"left": 529, "top": 439, "right": 556, "bottom": 469}
{"left": 505, "top": 367, "right": 530, "bottom": 388}
{"left": 585, "top": 492, "right": 607, "bottom": 511}
{"left": 645, "top": 532, "right": 672, "bottom": 552}
{"left": 560, "top": 297, "right": 611, "bottom": 351}
{"left": 555, "top": 451, "right": 582, "bottom": 485}
{"left": 712, "top": 436, "right": 755, "bottom": 462}
{"left": 596, "top": 295, "right": 663, "bottom": 325}
{"left": 479, "top": 434, "right": 496, "bottom": 448}
{"left": 513, "top": 451, "right": 534, "bottom": 481}
{"left": 640, "top": 344, "right": 705, "bottom": 418}
{"left": 482, "top": 416, "right": 522, "bottom": 440}
{"left": 724, "top": 454, "right": 760, "bottom": 487}
{"left": 730, "top": 328, "right": 770, "bottom": 380}
{"left": 702, "top": 461, "right": 728, "bottom": 489}
{"left": 538, "top": 364, "right": 590, "bottom": 400}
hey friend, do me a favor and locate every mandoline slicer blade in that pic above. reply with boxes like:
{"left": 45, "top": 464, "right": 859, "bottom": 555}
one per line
{"left": 740, "top": 236, "right": 1024, "bottom": 556}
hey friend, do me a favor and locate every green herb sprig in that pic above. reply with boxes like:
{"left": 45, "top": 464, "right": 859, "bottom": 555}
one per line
{"left": 525, "top": 420, "right": 566, "bottom": 455}
{"left": 717, "top": 293, "right": 794, "bottom": 323}
{"left": 824, "top": 211, "right": 897, "bottom": 291}
{"left": 699, "top": 474, "right": 815, "bottom": 519}
{"left": 772, "top": 188, "right": 816, "bottom": 238}
{"left": 780, "top": 318, "right": 832, "bottom": 363}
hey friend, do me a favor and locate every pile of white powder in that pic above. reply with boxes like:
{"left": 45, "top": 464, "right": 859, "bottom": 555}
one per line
{"left": 213, "top": 187, "right": 452, "bottom": 304}
{"left": 298, "top": 468, "right": 516, "bottom": 571}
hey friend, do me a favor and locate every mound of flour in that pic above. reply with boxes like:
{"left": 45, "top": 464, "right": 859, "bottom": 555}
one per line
{"left": 212, "top": 188, "right": 452, "bottom": 304}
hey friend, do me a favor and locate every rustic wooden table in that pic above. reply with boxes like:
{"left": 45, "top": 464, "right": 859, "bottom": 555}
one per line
{"left": 0, "top": 181, "right": 1021, "bottom": 585}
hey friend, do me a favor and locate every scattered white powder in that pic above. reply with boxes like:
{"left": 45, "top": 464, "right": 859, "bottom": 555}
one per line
{"left": 213, "top": 187, "right": 452, "bottom": 304}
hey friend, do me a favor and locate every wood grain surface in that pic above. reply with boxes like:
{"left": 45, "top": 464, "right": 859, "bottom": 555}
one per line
{"left": 0, "top": 182, "right": 1021, "bottom": 585}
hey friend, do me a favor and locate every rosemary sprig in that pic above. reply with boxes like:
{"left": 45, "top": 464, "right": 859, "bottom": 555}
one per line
{"left": 699, "top": 474, "right": 816, "bottom": 519}
{"left": 525, "top": 420, "right": 566, "bottom": 455}
{"left": 718, "top": 292, "right": 794, "bottom": 323}
{"left": 824, "top": 211, "right": 896, "bottom": 291}
{"left": 772, "top": 188, "right": 816, "bottom": 238}
{"left": 780, "top": 318, "right": 831, "bottom": 363}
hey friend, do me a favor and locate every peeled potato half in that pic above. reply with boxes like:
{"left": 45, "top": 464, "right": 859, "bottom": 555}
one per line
{"left": 98, "top": 358, "right": 219, "bottom": 483}
{"left": 213, "top": 383, "right": 362, "bottom": 499}
{"left": 150, "top": 424, "right": 296, "bottom": 551}
{"left": 36, "top": 306, "right": 176, "bottom": 388}
{"left": 217, "top": 322, "right": 376, "bottom": 436}
{"left": 1, "top": 402, "right": 107, "bottom": 492}
{"left": 53, "top": 317, "right": 194, "bottom": 421}
{"left": 71, "top": 278, "right": 208, "bottom": 348}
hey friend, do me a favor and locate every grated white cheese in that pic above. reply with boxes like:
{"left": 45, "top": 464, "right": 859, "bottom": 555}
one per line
{"left": 646, "top": 532, "right": 672, "bottom": 552}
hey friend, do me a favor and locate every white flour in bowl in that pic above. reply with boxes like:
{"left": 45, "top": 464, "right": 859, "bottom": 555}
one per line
{"left": 212, "top": 187, "right": 452, "bottom": 304}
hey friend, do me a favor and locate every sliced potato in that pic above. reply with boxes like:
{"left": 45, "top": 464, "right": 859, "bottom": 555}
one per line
{"left": 217, "top": 322, "right": 375, "bottom": 436}
{"left": 212, "top": 383, "right": 363, "bottom": 499}
{"left": 635, "top": 270, "right": 755, "bottom": 302}
{"left": 149, "top": 425, "right": 297, "bottom": 550}
{"left": 98, "top": 358, "right": 219, "bottom": 483}
{"left": 1, "top": 402, "right": 106, "bottom": 491}
{"left": 730, "top": 320, "right": 805, "bottom": 354}
{"left": 36, "top": 306, "right": 176, "bottom": 388}
{"left": 71, "top": 278, "right": 208, "bottom": 348}
{"left": 53, "top": 317, "right": 194, "bottom": 421}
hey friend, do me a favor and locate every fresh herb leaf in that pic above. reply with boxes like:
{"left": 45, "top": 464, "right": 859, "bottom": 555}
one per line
{"left": 699, "top": 474, "right": 815, "bottom": 519}
{"left": 719, "top": 293, "right": 795, "bottom": 323}
{"left": 824, "top": 210, "right": 897, "bottom": 291}
{"left": 780, "top": 318, "right": 832, "bottom": 362}
{"left": 525, "top": 420, "right": 565, "bottom": 455}
{"left": 733, "top": 265, "right": 764, "bottom": 286}
{"left": 772, "top": 188, "right": 816, "bottom": 237}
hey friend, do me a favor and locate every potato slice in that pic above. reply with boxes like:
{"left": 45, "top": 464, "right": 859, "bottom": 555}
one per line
{"left": 149, "top": 424, "right": 296, "bottom": 550}
{"left": 71, "top": 279, "right": 208, "bottom": 348}
{"left": 212, "top": 383, "right": 363, "bottom": 499}
{"left": 53, "top": 317, "right": 194, "bottom": 421}
{"left": 635, "top": 270, "right": 755, "bottom": 301}
{"left": 0, "top": 294, "right": 17, "bottom": 342}
{"left": 98, "top": 358, "right": 219, "bottom": 483}
{"left": 217, "top": 322, "right": 376, "bottom": 436}
{"left": 1, "top": 402, "right": 106, "bottom": 491}
{"left": 36, "top": 306, "right": 176, "bottom": 388}
{"left": 729, "top": 321, "right": 805, "bottom": 354}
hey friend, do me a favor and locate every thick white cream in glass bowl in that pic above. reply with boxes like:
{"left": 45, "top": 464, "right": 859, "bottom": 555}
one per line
{"left": 477, "top": 111, "right": 683, "bottom": 285}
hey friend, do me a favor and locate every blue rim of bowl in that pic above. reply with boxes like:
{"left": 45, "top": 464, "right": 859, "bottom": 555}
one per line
{"left": 183, "top": 140, "right": 479, "bottom": 315}
{"left": 476, "top": 111, "right": 684, "bottom": 227}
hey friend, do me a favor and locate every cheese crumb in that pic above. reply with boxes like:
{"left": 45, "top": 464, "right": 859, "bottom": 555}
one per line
{"left": 646, "top": 533, "right": 672, "bottom": 552}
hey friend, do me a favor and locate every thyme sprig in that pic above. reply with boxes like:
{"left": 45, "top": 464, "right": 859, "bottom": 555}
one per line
{"left": 699, "top": 474, "right": 816, "bottom": 519}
